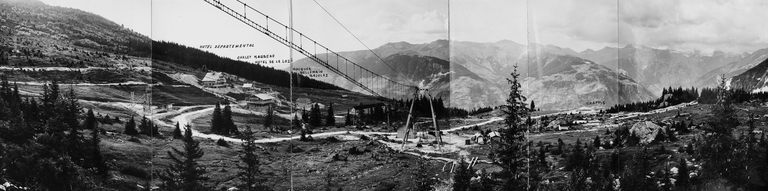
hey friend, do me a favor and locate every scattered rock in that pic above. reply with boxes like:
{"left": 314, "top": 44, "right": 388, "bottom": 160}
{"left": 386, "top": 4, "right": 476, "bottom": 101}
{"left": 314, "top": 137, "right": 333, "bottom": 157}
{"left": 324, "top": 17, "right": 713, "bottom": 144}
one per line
{"left": 284, "top": 144, "right": 304, "bottom": 153}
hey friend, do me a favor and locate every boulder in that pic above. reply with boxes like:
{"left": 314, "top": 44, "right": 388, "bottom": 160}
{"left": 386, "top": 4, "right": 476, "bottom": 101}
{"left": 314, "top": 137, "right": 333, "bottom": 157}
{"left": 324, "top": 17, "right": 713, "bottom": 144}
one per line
{"left": 629, "top": 121, "right": 664, "bottom": 144}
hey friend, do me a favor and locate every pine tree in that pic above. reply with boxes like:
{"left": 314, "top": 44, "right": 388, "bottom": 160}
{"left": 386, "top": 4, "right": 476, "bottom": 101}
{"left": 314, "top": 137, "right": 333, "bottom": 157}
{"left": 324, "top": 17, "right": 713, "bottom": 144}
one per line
{"left": 530, "top": 100, "right": 536, "bottom": 112}
{"left": 173, "top": 122, "right": 183, "bottom": 139}
{"left": 538, "top": 146, "right": 547, "bottom": 168}
{"left": 138, "top": 117, "right": 158, "bottom": 136}
{"left": 567, "top": 139, "right": 587, "bottom": 170}
{"left": 0, "top": 50, "right": 7, "bottom": 66}
{"left": 292, "top": 113, "right": 301, "bottom": 131}
{"left": 344, "top": 110, "right": 352, "bottom": 126}
{"left": 453, "top": 159, "right": 474, "bottom": 191}
{"left": 67, "top": 113, "right": 83, "bottom": 163}
{"left": 594, "top": 135, "right": 601, "bottom": 148}
{"left": 414, "top": 160, "right": 436, "bottom": 191}
{"left": 159, "top": 125, "right": 207, "bottom": 190}
{"left": 676, "top": 158, "right": 690, "bottom": 191}
{"left": 310, "top": 103, "right": 322, "bottom": 127}
{"left": 326, "top": 102, "right": 335, "bottom": 126}
{"left": 301, "top": 109, "right": 309, "bottom": 123}
{"left": 223, "top": 104, "right": 237, "bottom": 135}
{"left": 697, "top": 76, "right": 743, "bottom": 185}
{"left": 89, "top": 112, "right": 107, "bottom": 176}
{"left": 124, "top": 117, "right": 138, "bottom": 135}
{"left": 238, "top": 126, "right": 266, "bottom": 191}
{"left": 490, "top": 65, "right": 532, "bottom": 190}
{"left": 211, "top": 103, "right": 222, "bottom": 134}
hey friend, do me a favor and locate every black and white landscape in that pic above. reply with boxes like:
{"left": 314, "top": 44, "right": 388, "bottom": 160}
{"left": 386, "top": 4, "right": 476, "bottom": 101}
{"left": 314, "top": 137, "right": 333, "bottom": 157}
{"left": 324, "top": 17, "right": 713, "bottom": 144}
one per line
{"left": 1, "top": 0, "right": 768, "bottom": 190}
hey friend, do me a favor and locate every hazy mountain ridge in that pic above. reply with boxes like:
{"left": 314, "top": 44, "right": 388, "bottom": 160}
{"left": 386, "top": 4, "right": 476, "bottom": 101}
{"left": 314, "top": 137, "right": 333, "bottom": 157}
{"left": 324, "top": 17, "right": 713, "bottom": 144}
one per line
{"left": 577, "top": 45, "right": 745, "bottom": 96}
{"left": 295, "top": 40, "right": 656, "bottom": 110}
{"left": 522, "top": 54, "right": 654, "bottom": 110}
{"left": 730, "top": 57, "right": 768, "bottom": 92}
{"left": 696, "top": 48, "right": 768, "bottom": 89}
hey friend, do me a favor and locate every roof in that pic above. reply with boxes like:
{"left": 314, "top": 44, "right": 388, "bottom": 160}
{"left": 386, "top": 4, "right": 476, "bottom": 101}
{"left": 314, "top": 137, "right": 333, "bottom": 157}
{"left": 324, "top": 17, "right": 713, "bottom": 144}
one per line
{"left": 201, "top": 72, "right": 223, "bottom": 82}
{"left": 296, "top": 98, "right": 312, "bottom": 106}
{"left": 242, "top": 83, "right": 254, "bottom": 88}
{"left": 254, "top": 93, "right": 275, "bottom": 100}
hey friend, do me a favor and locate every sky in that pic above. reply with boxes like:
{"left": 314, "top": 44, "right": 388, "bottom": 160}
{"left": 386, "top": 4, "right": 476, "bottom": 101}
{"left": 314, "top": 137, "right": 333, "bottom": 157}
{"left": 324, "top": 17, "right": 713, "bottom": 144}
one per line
{"left": 38, "top": 0, "right": 768, "bottom": 60}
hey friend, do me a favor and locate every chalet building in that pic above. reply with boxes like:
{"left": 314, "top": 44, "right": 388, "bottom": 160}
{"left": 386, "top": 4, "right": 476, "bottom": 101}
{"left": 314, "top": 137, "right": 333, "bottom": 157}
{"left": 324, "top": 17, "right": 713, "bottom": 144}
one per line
{"left": 242, "top": 83, "right": 259, "bottom": 91}
{"left": 245, "top": 93, "right": 278, "bottom": 112}
{"left": 295, "top": 98, "right": 312, "bottom": 109}
{"left": 200, "top": 72, "right": 228, "bottom": 87}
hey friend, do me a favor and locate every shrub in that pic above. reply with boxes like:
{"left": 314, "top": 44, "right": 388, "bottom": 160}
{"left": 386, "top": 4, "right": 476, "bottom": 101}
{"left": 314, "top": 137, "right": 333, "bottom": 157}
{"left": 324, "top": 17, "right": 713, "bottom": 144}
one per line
{"left": 120, "top": 165, "right": 150, "bottom": 179}
{"left": 216, "top": 138, "right": 229, "bottom": 147}
{"left": 128, "top": 137, "right": 141, "bottom": 143}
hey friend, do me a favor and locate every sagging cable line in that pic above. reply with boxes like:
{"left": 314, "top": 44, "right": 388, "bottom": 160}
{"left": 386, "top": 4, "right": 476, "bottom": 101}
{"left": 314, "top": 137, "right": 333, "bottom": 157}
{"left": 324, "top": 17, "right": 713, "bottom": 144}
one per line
{"left": 311, "top": 0, "right": 399, "bottom": 74}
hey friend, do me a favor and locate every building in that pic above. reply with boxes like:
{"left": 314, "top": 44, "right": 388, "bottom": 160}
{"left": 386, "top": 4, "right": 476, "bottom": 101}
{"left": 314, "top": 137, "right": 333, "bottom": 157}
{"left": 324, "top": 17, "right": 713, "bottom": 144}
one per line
{"left": 245, "top": 93, "right": 278, "bottom": 112}
{"left": 200, "top": 72, "right": 228, "bottom": 87}
{"left": 295, "top": 98, "right": 312, "bottom": 109}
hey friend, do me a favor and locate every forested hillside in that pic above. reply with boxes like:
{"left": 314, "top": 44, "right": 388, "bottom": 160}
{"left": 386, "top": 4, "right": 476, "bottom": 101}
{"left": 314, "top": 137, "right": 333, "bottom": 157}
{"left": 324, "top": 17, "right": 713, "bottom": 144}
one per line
{"left": 151, "top": 41, "right": 342, "bottom": 90}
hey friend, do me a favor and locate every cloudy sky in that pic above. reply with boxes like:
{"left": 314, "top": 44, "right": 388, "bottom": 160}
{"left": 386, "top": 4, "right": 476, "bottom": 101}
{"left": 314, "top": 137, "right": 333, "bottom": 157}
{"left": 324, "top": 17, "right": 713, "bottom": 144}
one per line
{"left": 39, "top": 0, "right": 768, "bottom": 60}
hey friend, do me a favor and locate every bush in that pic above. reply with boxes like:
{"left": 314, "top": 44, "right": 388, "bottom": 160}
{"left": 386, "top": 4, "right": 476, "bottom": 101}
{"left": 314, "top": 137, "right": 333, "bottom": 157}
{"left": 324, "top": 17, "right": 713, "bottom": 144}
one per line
{"left": 323, "top": 136, "right": 340, "bottom": 143}
{"left": 216, "top": 138, "right": 229, "bottom": 147}
{"left": 120, "top": 165, "right": 150, "bottom": 179}
{"left": 128, "top": 137, "right": 141, "bottom": 143}
{"left": 348, "top": 146, "right": 366, "bottom": 155}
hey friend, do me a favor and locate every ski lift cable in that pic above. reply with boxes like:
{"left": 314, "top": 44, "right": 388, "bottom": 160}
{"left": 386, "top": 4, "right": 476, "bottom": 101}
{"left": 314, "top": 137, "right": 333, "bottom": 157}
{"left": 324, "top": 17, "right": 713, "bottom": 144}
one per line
{"left": 310, "top": 0, "right": 399, "bottom": 75}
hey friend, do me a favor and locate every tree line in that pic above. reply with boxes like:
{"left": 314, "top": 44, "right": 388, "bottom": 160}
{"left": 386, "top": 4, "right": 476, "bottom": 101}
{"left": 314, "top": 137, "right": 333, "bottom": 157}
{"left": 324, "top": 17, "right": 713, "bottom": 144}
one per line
{"left": 698, "top": 87, "right": 768, "bottom": 104}
{"left": 606, "top": 86, "right": 699, "bottom": 113}
{"left": 151, "top": 41, "right": 342, "bottom": 90}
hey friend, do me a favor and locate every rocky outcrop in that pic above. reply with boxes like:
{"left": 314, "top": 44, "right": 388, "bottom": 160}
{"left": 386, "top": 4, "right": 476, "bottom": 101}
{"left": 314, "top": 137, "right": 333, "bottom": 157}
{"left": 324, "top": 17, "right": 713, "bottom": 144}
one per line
{"left": 629, "top": 121, "right": 664, "bottom": 144}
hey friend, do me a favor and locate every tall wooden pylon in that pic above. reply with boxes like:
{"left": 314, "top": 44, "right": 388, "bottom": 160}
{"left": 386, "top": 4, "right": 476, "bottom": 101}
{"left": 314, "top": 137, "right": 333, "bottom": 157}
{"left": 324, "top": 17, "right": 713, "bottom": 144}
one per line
{"left": 400, "top": 88, "right": 442, "bottom": 150}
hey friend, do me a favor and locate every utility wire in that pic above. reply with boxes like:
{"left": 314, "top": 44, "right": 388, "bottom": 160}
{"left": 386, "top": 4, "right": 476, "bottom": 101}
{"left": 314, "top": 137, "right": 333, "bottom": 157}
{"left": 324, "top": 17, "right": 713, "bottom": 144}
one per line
{"left": 311, "top": 0, "right": 398, "bottom": 74}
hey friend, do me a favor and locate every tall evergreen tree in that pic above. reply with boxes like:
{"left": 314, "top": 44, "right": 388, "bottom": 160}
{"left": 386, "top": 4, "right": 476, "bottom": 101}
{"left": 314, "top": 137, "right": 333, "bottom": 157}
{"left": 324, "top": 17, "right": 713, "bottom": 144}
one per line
{"left": 223, "top": 104, "right": 237, "bottom": 135}
{"left": 593, "top": 135, "right": 601, "bottom": 148}
{"left": 138, "top": 117, "right": 158, "bottom": 136}
{"left": 310, "top": 103, "right": 322, "bottom": 127}
{"left": 292, "top": 113, "right": 301, "bottom": 131}
{"left": 0, "top": 50, "right": 7, "bottom": 66}
{"left": 124, "top": 117, "right": 138, "bottom": 135}
{"left": 490, "top": 65, "right": 532, "bottom": 190}
{"left": 453, "top": 159, "right": 474, "bottom": 191}
{"left": 172, "top": 122, "right": 183, "bottom": 139}
{"left": 676, "top": 158, "right": 690, "bottom": 191}
{"left": 344, "top": 110, "right": 352, "bottom": 126}
{"left": 697, "top": 76, "right": 745, "bottom": 186}
{"left": 326, "top": 102, "right": 335, "bottom": 126}
{"left": 88, "top": 110, "right": 107, "bottom": 176}
{"left": 211, "top": 103, "right": 222, "bottom": 134}
{"left": 301, "top": 109, "right": 309, "bottom": 124}
{"left": 238, "top": 126, "right": 267, "bottom": 191}
{"left": 159, "top": 125, "right": 207, "bottom": 190}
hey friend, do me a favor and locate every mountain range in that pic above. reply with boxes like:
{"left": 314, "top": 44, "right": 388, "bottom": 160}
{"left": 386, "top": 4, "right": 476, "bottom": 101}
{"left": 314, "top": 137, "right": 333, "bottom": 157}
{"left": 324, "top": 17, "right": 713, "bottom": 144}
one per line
{"left": 294, "top": 39, "right": 768, "bottom": 110}
{"left": 6, "top": 0, "right": 768, "bottom": 111}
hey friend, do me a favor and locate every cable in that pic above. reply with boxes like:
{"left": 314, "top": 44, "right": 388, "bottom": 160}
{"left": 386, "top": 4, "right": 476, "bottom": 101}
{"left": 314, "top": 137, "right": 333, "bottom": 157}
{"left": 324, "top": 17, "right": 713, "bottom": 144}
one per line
{"left": 311, "top": 0, "right": 398, "bottom": 74}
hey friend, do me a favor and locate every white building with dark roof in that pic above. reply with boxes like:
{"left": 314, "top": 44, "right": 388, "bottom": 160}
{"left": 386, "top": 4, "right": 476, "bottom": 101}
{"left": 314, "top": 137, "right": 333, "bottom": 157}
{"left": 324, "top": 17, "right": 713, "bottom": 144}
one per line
{"left": 200, "top": 72, "right": 228, "bottom": 87}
